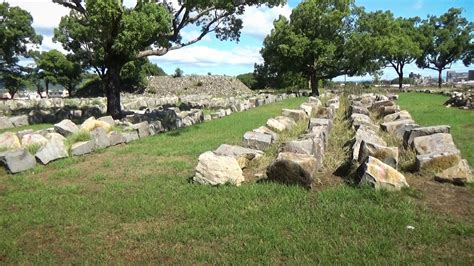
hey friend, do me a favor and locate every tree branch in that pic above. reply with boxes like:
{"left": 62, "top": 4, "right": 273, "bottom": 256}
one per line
{"left": 52, "top": 0, "right": 85, "bottom": 14}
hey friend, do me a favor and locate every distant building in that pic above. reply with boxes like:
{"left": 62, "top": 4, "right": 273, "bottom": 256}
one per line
{"left": 446, "top": 70, "right": 473, "bottom": 83}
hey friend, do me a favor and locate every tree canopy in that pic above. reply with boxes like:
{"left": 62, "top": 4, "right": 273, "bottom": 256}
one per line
{"left": 53, "top": 0, "right": 285, "bottom": 118}
{"left": 416, "top": 8, "right": 473, "bottom": 87}
{"left": 257, "top": 0, "right": 376, "bottom": 96}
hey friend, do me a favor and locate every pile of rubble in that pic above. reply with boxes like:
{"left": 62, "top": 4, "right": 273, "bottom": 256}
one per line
{"left": 193, "top": 95, "right": 341, "bottom": 188}
{"left": 444, "top": 90, "right": 473, "bottom": 109}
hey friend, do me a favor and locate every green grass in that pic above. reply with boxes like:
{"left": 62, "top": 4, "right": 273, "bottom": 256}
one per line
{"left": 0, "top": 123, "right": 53, "bottom": 135}
{"left": 398, "top": 92, "right": 474, "bottom": 165}
{"left": 0, "top": 97, "right": 472, "bottom": 264}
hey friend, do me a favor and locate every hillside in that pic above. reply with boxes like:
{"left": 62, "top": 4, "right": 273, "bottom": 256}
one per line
{"left": 146, "top": 75, "right": 255, "bottom": 97}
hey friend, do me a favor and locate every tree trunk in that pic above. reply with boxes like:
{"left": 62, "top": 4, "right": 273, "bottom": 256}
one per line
{"left": 398, "top": 69, "right": 403, "bottom": 90}
{"left": 438, "top": 69, "right": 443, "bottom": 88}
{"left": 309, "top": 71, "right": 319, "bottom": 97}
{"left": 104, "top": 63, "right": 123, "bottom": 119}
{"left": 45, "top": 80, "right": 49, "bottom": 98}
{"left": 36, "top": 84, "right": 43, "bottom": 98}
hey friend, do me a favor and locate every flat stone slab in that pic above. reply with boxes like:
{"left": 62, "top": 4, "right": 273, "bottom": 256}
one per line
{"left": 416, "top": 152, "right": 461, "bottom": 171}
{"left": 404, "top": 125, "right": 451, "bottom": 148}
{"left": 435, "top": 159, "right": 473, "bottom": 186}
{"left": 35, "top": 133, "right": 68, "bottom": 164}
{"left": 21, "top": 133, "right": 49, "bottom": 149}
{"left": 357, "top": 156, "right": 409, "bottom": 191}
{"left": 54, "top": 119, "right": 79, "bottom": 137}
{"left": 352, "top": 128, "right": 386, "bottom": 161}
{"left": 243, "top": 131, "right": 272, "bottom": 151}
{"left": 71, "top": 141, "right": 94, "bottom": 156}
{"left": 309, "top": 118, "right": 332, "bottom": 133}
{"left": 9, "top": 115, "right": 29, "bottom": 127}
{"left": 0, "top": 149, "right": 36, "bottom": 174}
{"left": 358, "top": 140, "right": 399, "bottom": 169}
{"left": 132, "top": 121, "right": 150, "bottom": 138}
{"left": 282, "top": 108, "right": 308, "bottom": 122}
{"left": 91, "top": 128, "right": 111, "bottom": 149}
{"left": 413, "top": 133, "right": 458, "bottom": 156}
{"left": 380, "top": 119, "right": 415, "bottom": 134}
{"left": 253, "top": 126, "right": 278, "bottom": 141}
{"left": 123, "top": 131, "right": 139, "bottom": 143}
{"left": 0, "top": 116, "right": 14, "bottom": 129}
{"left": 108, "top": 131, "right": 126, "bottom": 146}
{"left": 214, "top": 144, "right": 263, "bottom": 169}
{"left": 383, "top": 110, "right": 412, "bottom": 123}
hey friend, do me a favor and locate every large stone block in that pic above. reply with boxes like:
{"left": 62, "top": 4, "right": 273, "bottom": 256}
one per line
{"left": 243, "top": 131, "right": 272, "bottom": 151}
{"left": 380, "top": 119, "right": 415, "bottom": 134}
{"left": 108, "top": 131, "right": 126, "bottom": 146}
{"left": 71, "top": 141, "right": 94, "bottom": 156}
{"left": 266, "top": 152, "right": 317, "bottom": 189}
{"left": 21, "top": 133, "right": 48, "bottom": 148}
{"left": 214, "top": 144, "right": 263, "bottom": 169}
{"left": 383, "top": 110, "right": 412, "bottom": 123}
{"left": 81, "top": 117, "right": 112, "bottom": 132}
{"left": 132, "top": 121, "right": 150, "bottom": 138}
{"left": 413, "top": 133, "right": 458, "bottom": 155}
{"left": 403, "top": 125, "right": 450, "bottom": 148}
{"left": 54, "top": 119, "right": 79, "bottom": 137}
{"left": 9, "top": 115, "right": 29, "bottom": 127}
{"left": 0, "top": 116, "right": 14, "bottom": 129}
{"left": 0, "top": 149, "right": 36, "bottom": 174}
{"left": 35, "top": 133, "right": 68, "bottom": 164}
{"left": 91, "top": 128, "right": 110, "bottom": 149}
{"left": 253, "top": 126, "right": 278, "bottom": 141}
{"left": 434, "top": 159, "right": 473, "bottom": 186}
{"left": 352, "top": 128, "right": 386, "bottom": 161}
{"left": 357, "top": 156, "right": 409, "bottom": 191}
{"left": 282, "top": 108, "right": 308, "bottom": 122}
{"left": 193, "top": 151, "right": 244, "bottom": 186}
{"left": 358, "top": 140, "right": 399, "bottom": 169}
{"left": 0, "top": 132, "right": 21, "bottom": 151}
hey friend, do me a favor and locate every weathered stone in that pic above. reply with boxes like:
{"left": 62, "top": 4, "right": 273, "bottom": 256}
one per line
{"left": 413, "top": 133, "right": 458, "bottom": 155}
{"left": 309, "top": 118, "right": 332, "bottom": 133}
{"left": 392, "top": 123, "right": 419, "bottom": 140}
{"left": 380, "top": 119, "right": 415, "bottom": 134}
{"left": 98, "top": 115, "right": 116, "bottom": 127}
{"left": 357, "top": 156, "right": 409, "bottom": 191}
{"left": 91, "top": 128, "right": 110, "bottom": 149}
{"left": 358, "top": 140, "right": 399, "bottom": 169}
{"left": 21, "top": 133, "right": 48, "bottom": 148}
{"left": 253, "top": 126, "right": 278, "bottom": 141}
{"left": 0, "top": 149, "right": 36, "bottom": 173}
{"left": 371, "top": 100, "right": 394, "bottom": 110}
{"left": 81, "top": 117, "right": 112, "bottom": 132}
{"left": 35, "top": 133, "right": 68, "bottom": 164}
{"left": 300, "top": 102, "right": 319, "bottom": 117}
{"left": 434, "top": 159, "right": 473, "bottom": 185}
{"left": 16, "top": 129, "right": 34, "bottom": 140}
{"left": 108, "top": 131, "right": 126, "bottom": 146}
{"left": 266, "top": 152, "right": 317, "bottom": 189}
{"left": 214, "top": 144, "right": 263, "bottom": 169}
{"left": 282, "top": 108, "right": 308, "bottom": 122}
{"left": 243, "top": 131, "right": 272, "bottom": 151}
{"left": 403, "top": 125, "right": 450, "bottom": 148}
{"left": 0, "top": 132, "right": 21, "bottom": 151}
{"left": 123, "top": 131, "right": 139, "bottom": 143}
{"left": 266, "top": 117, "right": 286, "bottom": 132}
{"left": 0, "top": 116, "right": 14, "bottom": 129}
{"left": 316, "top": 107, "right": 335, "bottom": 119}
{"left": 132, "top": 121, "right": 150, "bottom": 138}
{"left": 350, "top": 105, "right": 370, "bottom": 116}
{"left": 383, "top": 110, "right": 412, "bottom": 123}
{"left": 193, "top": 151, "right": 244, "bottom": 186}
{"left": 281, "top": 138, "right": 324, "bottom": 169}
{"left": 71, "top": 141, "right": 94, "bottom": 156}
{"left": 54, "top": 119, "right": 79, "bottom": 136}
{"left": 9, "top": 115, "right": 29, "bottom": 127}
{"left": 416, "top": 152, "right": 461, "bottom": 171}
{"left": 352, "top": 128, "right": 387, "bottom": 161}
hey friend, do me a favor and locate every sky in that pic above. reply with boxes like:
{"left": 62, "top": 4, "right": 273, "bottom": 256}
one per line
{"left": 4, "top": 0, "right": 473, "bottom": 81}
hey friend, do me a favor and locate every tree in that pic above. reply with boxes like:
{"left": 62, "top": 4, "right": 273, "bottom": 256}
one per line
{"left": 0, "top": 3, "right": 41, "bottom": 98}
{"left": 357, "top": 11, "right": 422, "bottom": 89}
{"left": 173, "top": 67, "right": 184, "bottom": 78}
{"left": 258, "top": 0, "right": 376, "bottom": 96}
{"left": 236, "top": 72, "right": 257, "bottom": 89}
{"left": 32, "top": 50, "right": 82, "bottom": 97}
{"left": 120, "top": 58, "right": 166, "bottom": 92}
{"left": 417, "top": 8, "right": 473, "bottom": 88}
{"left": 53, "top": 0, "right": 284, "bottom": 118}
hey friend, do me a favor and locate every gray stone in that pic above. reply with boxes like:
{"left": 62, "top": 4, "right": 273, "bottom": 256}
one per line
{"left": 91, "top": 128, "right": 110, "bottom": 149}
{"left": 380, "top": 119, "right": 415, "bottom": 134}
{"left": 193, "top": 151, "right": 244, "bottom": 186}
{"left": 35, "top": 133, "right": 68, "bottom": 164}
{"left": 132, "top": 121, "right": 150, "bottom": 138}
{"left": 243, "top": 131, "right": 273, "bottom": 151}
{"left": 123, "top": 131, "right": 139, "bottom": 143}
{"left": 9, "top": 115, "right": 29, "bottom": 127}
{"left": 357, "top": 156, "right": 409, "bottom": 191}
{"left": 0, "top": 132, "right": 21, "bottom": 151}
{"left": 0, "top": 116, "right": 13, "bottom": 129}
{"left": 350, "top": 105, "right": 370, "bottom": 116}
{"left": 266, "top": 152, "right": 318, "bottom": 189}
{"left": 54, "top": 119, "right": 79, "bottom": 136}
{"left": 383, "top": 110, "right": 412, "bottom": 123}
{"left": 108, "top": 131, "right": 126, "bottom": 146}
{"left": 21, "top": 133, "right": 48, "bottom": 148}
{"left": 0, "top": 149, "right": 36, "bottom": 174}
{"left": 413, "top": 133, "right": 459, "bottom": 156}
{"left": 281, "top": 108, "right": 308, "bottom": 122}
{"left": 214, "top": 144, "right": 263, "bottom": 169}
{"left": 416, "top": 152, "right": 461, "bottom": 171}
{"left": 71, "top": 141, "right": 94, "bottom": 156}
{"left": 352, "top": 128, "right": 387, "bottom": 161}
{"left": 16, "top": 129, "right": 34, "bottom": 140}
{"left": 309, "top": 118, "right": 332, "bottom": 133}
{"left": 253, "top": 126, "right": 278, "bottom": 141}
{"left": 403, "top": 125, "right": 451, "bottom": 148}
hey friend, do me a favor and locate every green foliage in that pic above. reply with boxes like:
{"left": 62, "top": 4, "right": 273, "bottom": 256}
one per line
{"left": 173, "top": 68, "right": 184, "bottom": 78}
{"left": 0, "top": 3, "right": 41, "bottom": 98}
{"left": 120, "top": 58, "right": 166, "bottom": 92}
{"left": 357, "top": 10, "right": 422, "bottom": 89}
{"left": 236, "top": 72, "right": 257, "bottom": 89}
{"left": 416, "top": 8, "right": 473, "bottom": 87}
{"left": 65, "top": 130, "right": 92, "bottom": 151}
{"left": 258, "top": 0, "right": 375, "bottom": 96}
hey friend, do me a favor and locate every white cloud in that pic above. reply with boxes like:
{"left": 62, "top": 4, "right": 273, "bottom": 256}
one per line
{"left": 239, "top": 4, "right": 292, "bottom": 39}
{"left": 6, "top": 0, "right": 69, "bottom": 29}
{"left": 154, "top": 45, "right": 262, "bottom": 67}
{"left": 413, "top": 0, "right": 424, "bottom": 10}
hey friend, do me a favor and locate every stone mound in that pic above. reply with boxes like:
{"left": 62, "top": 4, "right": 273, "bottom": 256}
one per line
{"left": 146, "top": 75, "right": 254, "bottom": 97}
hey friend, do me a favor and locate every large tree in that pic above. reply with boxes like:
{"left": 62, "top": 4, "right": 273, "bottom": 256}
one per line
{"left": 357, "top": 11, "right": 422, "bottom": 89}
{"left": 0, "top": 2, "right": 41, "bottom": 98}
{"left": 416, "top": 8, "right": 473, "bottom": 88}
{"left": 257, "top": 0, "right": 376, "bottom": 96}
{"left": 53, "top": 0, "right": 284, "bottom": 118}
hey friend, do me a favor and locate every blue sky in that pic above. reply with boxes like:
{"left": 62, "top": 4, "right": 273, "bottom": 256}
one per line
{"left": 6, "top": 0, "right": 473, "bottom": 81}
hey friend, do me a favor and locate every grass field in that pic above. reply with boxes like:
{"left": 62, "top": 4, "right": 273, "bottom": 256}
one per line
{"left": 398, "top": 92, "right": 474, "bottom": 165}
{"left": 0, "top": 97, "right": 473, "bottom": 264}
